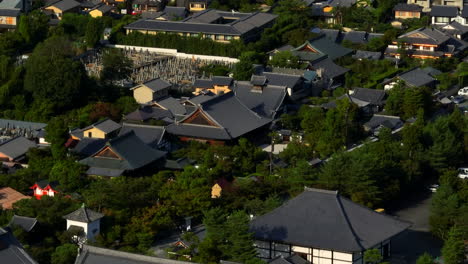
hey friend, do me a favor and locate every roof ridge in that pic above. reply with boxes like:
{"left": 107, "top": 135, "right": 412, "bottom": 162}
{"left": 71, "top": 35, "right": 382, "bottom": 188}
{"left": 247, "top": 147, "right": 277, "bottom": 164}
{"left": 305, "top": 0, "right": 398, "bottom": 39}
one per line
{"left": 121, "top": 122, "right": 164, "bottom": 129}
{"left": 335, "top": 195, "right": 365, "bottom": 251}
{"left": 304, "top": 187, "right": 337, "bottom": 195}
{"left": 83, "top": 207, "right": 90, "bottom": 222}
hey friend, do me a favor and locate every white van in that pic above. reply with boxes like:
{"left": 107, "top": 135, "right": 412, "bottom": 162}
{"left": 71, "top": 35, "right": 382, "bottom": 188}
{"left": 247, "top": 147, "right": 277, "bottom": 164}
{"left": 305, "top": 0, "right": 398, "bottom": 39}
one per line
{"left": 459, "top": 87, "right": 468, "bottom": 96}
{"left": 458, "top": 168, "right": 468, "bottom": 179}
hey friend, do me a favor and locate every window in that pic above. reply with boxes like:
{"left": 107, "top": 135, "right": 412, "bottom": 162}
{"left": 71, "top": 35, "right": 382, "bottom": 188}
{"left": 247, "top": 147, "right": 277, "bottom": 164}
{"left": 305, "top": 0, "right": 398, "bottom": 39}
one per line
{"left": 423, "top": 46, "right": 431, "bottom": 50}
{"left": 225, "top": 35, "right": 232, "bottom": 40}
{"left": 205, "top": 34, "right": 213, "bottom": 39}
{"left": 435, "top": 17, "right": 450, "bottom": 23}
{"left": 215, "top": 35, "right": 224, "bottom": 40}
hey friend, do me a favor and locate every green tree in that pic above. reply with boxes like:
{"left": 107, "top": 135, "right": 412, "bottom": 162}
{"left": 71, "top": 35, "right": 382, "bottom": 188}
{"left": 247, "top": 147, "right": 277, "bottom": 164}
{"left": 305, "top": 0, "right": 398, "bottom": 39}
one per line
{"left": 233, "top": 51, "right": 264, "bottom": 80}
{"left": 18, "top": 10, "right": 49, "bottom": 47}
{"left": 416, "top": 253, "right": 434, "bottom": 264}
{"left": 441, "top": 226, "right": 465, "bottom": 264}
{"left": 49, "top": 159, "right": 86, "bottom": 192}
{"left": 45, "top": 117, "right": 69, "bottom": 159}
{"left": 268, "top": 51, "right": 300, "bottom": 68}
{"left": 51, "top": 243, "right": 78, "bottom": 264}
{"left": 24, "top": 37, "right": 86, "bottom": 112}
{"left": 85, "top": 18, "right": 103, "bottom": 48}
{"left": 364, "top": 248, "right": 383, "bottom": 264}
{"left": 100, "top": 48, "right": 133, "bottom": 83}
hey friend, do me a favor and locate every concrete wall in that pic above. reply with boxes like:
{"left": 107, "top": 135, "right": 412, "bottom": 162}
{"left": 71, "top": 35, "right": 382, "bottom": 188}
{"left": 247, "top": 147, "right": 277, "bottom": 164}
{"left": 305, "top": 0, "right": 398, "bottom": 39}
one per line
{"left": 107, "top": 44, "right": 239, "bottom": 63}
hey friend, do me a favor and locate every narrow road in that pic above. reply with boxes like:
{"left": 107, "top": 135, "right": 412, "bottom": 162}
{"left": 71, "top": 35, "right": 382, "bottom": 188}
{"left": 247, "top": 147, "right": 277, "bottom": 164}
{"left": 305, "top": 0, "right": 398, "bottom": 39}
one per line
{"left": 388, "top": 191, "right": 443, "bottom": 264}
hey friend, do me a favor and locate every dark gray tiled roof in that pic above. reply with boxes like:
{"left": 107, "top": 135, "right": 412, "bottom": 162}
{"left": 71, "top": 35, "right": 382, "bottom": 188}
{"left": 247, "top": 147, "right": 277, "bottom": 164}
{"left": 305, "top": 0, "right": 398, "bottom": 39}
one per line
{"left": 0, "top": 8, "right": 20, "bottom": 16}
{"left": 307, "top": 35, "right": 353, "bottom": 61}
{"left": 125, "top": 106, "right": 174, "bottom": 122}
{"left": 95, "top": 4, "right": 113, "bottom": 13}
{"left": 79, "top": 131, "right": 166, "bottom": 171}
{"left": 71, "top": 138, "right": 108, "bottom": 157}
{"left": 85, "top": 118, "right": 121, "bottom": 134}
{"left": 263, "top": 72, "right": 302, "bottom": 88}
{"left": 351, "top": 88, "right": 386, "bottom": 105}
{"left": 193, "top": 79, "right": 214, "bottom": 88}
{"left": 393, "top": 3, "right": 423, "bottom": 12}
{"left": 212, "top": 76, "right": 233, "bottom": 86}
{"left": 48, "top": 0, "right": 80, "bottom": 11}
{"left": 0, "top": 119, "right": 46, "bottom": 130}
{"left": 0, "top": 227, "right": 38, "bottom": 264}
{"left": 163, "top": 157, "right": 194, "bottom": 170}
{"left": 342, "top": 31, "right": 367, "bottom": 44}
{"left": 320, "top": 28, "right": 340, "bottom": 43}
{"left": 163, "top": 6, "right": 188, "bottom": 19}
{"left": 234, "top": 82, "right": 287, "bottom": 118}
{"left": 140, "top": 78, "right": 171, "bottom": 92}
{"left": 118, "top": 123, "right": 165, "bottom": 147}
{"left": 9, "top": 215, "right": 37, "bottom": 232}
{"left": 269, "top": 254, "right": 308, "bottom": 264}
{"left": 75, "top": 244, "right": 195, "bottom": 264}
{"left": 155, "top": 96, "right": 188, "bottom": 116}
{"left": 397, "top": 67, "right": 435, "bottom": 87}
{"left": 0, "top": 136, "right": 36, "bottom": 160}
{"left": 430, "top": 5, "right": 458, "bottom": 17}
{"left": 364, "top": 115, "right": 403, "bottom": 130}
{"left": 250, "top": 188, "right": 411, "bottom": 252}
{"left": 188, "top": 93, "right": 218, "bottom": 105}
{"left": 63, "top": 206, "right": 104, "bottom": 223}
{"left": 398, "top": 27, "right": 450, "bottom": 46}
{"left": 251, "top": 75, "right": 267, "bottom": 86}
{"left": 36, "top": 179, "right": 59, "bottom": 189}
{"left": 166, "top": 123, "right": 231, "bottom": 140}
{"left": 353, "top": 50, "right": 382, "bottom": 60}
{"left": 86, "top": 167, "right": 125, "bottom": 177}
{"left": 310, "top": 58, "right": 349, "bottom": 79}
{"left": 461, "top": 5, "right": 468, "bottom": 17}
{"left": 328, "top": 0, "right": 356, "bottom": 7}
{"left": 441, "top": 21, "right": 468, "bottom": 35}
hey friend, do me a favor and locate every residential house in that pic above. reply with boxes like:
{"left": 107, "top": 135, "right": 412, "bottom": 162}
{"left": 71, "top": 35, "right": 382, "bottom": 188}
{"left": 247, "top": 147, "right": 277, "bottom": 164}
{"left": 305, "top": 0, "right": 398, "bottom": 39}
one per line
{"left": 30, "top": 180, "right": 59, "bottom": 200}
{"left": 364, "top": 115, "right": 404, "bottom": 135}
{"left": 0, "top": 187, "right": 30, "bottom": 210}
{"left": 79, "top": 131, "right": 167, "bottom": 177}
{"left": 88, "top": 4, "right": 114, "bottom": 17}
{"left": 151, "top": 96, "right": 193, "bottom": 119}
{"left": 44, "top": 0, "right": 81, "bottom": 19}
{"left": 177, "top": 0, "right": 209, "bottom": 12}
{"left": 166, "top": 92, "right": 274, "bottom": 144}
{"left": 192, "top": 76, "right": 233, "bottom": 95}
{"left": 0, "top": 136, "right": 36, "bottom": 166}
{"left": 0, "top": 9, "right": 20, "bottom": 31}
{"left": 124, "top": 9, "right": 277, "bottom": 43}
{"left": 385, "top": 27, "right": 468, "bottom": 59}
{"left": 79, "top": 0, "right": 101, "bottom": 11}
{"left": 384, "top": 67, "right": 440, "bottom": 89}
{"left": 310, "top": 0, "right": 361, "bottom": 24}
{"left": 63, "top": 205, "right": 104, "bottom": 241}
{"left": 141, "top": 6, "right": 188, "bottom": 20}
{"left": 131, "top": 78, "right": 172, "bottom": 104}
{"left": 322, "top": 88, "right": 386, "bottom": 115}
{"left": 353, "top": 50, "right": 382, "bottom": 60}
{"left": 250, "top": 188, "right": 410, "bottom": 263}
{"left": 0, "top": 227, "right": 38, "bottom": 264}
{"left": 407, "top": 0, "right": 466, "bottom": 12}
{"left": 132, "top": 0, "right": 164, "bottom": 14}
{"left": 430, "top": 5, "right": 458, "bottom": 25}
{"left": 118, "top": 122, "right": 169, "bottom": 150}
{"left": 394, "top": 3, "right": 423, "bottom": 20}
{"left": 75, "top": 244, "right": 194, "bottom": 264}
{"left": 439, "top": 20, "right": 468, "bottom": 39}
{"left": 211, "top": 178, "right": 233, "bottom": 198}
{"left": 75, "top": 118, "right": 121, "bottom": 140}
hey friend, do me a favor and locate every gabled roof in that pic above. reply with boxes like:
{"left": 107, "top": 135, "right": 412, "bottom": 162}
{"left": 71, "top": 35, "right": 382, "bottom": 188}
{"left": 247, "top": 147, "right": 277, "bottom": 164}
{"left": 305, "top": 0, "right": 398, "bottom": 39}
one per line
{"left": 262, "top": 72, "right": 302, "bottom": 88}
{"left": 441, "top": 21, "right": 468, "bottom": 35}
{"left": 34, "top": 180, "right": 59, "bottom": 190}
{"left": 83, "top": 118, "right": 121, "bottom": 134}
{"left": 79, "top": 131, "right": 166, "bottom": 171}
{"left": 0, "top": 136, "right": 36, "bottom": 160}
{"left": 63, "top": 206, "right": 104, "bottom": 223}
{"left": 9, "top": 215, "right": 37, "bottom": 232}
{"left": 342, "top": 31, "right": 368, "bottom": 44}
{"left": 0, "top": 227, "right": 38, "bottom": 264}
{"left": 250, "top": 188, "right": 410, "bottom": 252}
{"left": 133, "top": 78, "right": 171, "bottom": 92}
{"left": 154, "top": 96, "right": 188, "bottom": 116}
{"left": 397, "top": 67, "right": 436, "bottom": 87}
{"left": 269, "top": 254, "right": 308, "bottom": 264}
{"left": 93, "top": 4, "right": 113, "bottom": 13}
{"left": 306, "top": 35, "right": 353, "bottom": 61}
{"left": 118, "top": 123, "right": 165, "bottom": 147}
{"left": 71, "top": 138, "right": 108, "bottom": 157}
{"left": 430, "top": 5, "right": 458, "bottom": 17}
{"left": 0, "top": 187, "right": 30, "bottom": 210}
{"left": 47, "top": 0, "right": 80, "bottom": 11}
{"left": 309, "top": 57, "right": 349, "bottom": 80}
{"left": 351, "top": 88, "right": 386, "bottom": 105}
{"left": 233, "top": 82, "right": 287, "bottom": 118}
{"left": 124, "top": 106, "right": 174, "bottom": 122}
{"left": 398, "top": 27, "right": 450, "bottom": 45}
{"left": 251, "top": 75, "right": 267, "bottom": 86}
{"left": 393, "top": 3, "right": 423, "bottom": 12}
{"left": 353, "top": 50, "right": 382, "bottom": 60}
{"left": 364, "top": 115, "right": 403, "bottom": 130}
{"left": 75, "top": 244, "right": 194, "bottom": 264}
{"left": 167, "top": 92, "right": 272, "bottom": 140}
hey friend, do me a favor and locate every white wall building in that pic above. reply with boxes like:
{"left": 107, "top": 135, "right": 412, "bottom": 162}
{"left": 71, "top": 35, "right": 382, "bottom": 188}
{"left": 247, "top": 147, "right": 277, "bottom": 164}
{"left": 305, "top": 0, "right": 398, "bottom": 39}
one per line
{"left": 63, "top": 205, "right": 104, "bottom": 241}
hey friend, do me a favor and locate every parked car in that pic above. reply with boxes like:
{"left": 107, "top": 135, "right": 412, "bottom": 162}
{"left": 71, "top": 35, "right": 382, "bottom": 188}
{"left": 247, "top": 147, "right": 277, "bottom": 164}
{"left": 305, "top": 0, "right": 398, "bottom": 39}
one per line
{"left": 451, "top": 95, "right": 465, "bottom": 104}
{"left": 458, "top": 168, "right": 468, "bottom": 179}
{"left": 428, "top": 184, "right": 439, "bottom": 192}
{"left": 458, "top": 87, "right": 468, "bottom": 96}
